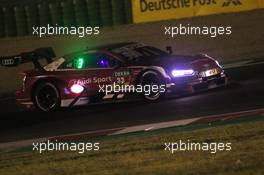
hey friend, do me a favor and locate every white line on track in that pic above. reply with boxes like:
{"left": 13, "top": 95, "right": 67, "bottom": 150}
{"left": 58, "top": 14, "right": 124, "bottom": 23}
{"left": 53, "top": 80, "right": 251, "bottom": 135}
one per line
{"left": 223, "top": 59, "right": 264, "bottom": 69}
{"left": 110, "top": 118, "right": 200, "bottom": 135}
{"left": 0, "top": 103, "right": 264, "bottom": 150}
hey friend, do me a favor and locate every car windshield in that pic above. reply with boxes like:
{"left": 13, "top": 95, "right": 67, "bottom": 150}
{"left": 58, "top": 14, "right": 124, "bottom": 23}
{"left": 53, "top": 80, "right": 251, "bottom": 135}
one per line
{"left": 112, "top": 46, "right": 169, "bottom": 63}
{"left": 58, "top": 51, "right": 119, "bottom": 69}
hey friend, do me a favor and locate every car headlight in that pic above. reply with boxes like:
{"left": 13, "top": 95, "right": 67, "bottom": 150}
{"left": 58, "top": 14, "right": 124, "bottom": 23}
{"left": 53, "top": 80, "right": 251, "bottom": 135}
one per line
{"left": 171, "top": 69, "right": 195, "bottom": 77}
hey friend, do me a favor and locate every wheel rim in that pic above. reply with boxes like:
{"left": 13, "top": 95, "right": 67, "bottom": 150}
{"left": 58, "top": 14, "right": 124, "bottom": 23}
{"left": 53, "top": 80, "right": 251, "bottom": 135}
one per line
{"left": 142, "top": 74, "right": 161, "bottom": 100}
{"left": 35, "top": 84, "right": 59, "bottom": 111}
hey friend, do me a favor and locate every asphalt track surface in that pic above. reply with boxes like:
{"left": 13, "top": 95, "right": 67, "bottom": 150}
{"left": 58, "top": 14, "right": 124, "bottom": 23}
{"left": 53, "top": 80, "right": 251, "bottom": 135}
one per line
{"left": 0, "top": 73, "right": 264, "bottom": 143}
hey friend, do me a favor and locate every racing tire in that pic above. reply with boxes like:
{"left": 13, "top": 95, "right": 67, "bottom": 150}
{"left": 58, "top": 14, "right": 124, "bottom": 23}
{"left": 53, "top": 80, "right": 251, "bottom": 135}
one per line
{"left": 33, "top": 82, "right": 61, "bottom": 112}
{"left": 139, "top": 71, "right": 166, "bottom": 101}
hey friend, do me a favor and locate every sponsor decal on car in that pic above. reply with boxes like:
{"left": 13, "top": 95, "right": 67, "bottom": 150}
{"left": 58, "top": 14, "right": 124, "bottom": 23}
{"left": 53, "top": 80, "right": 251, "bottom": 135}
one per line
{"left": 69, "top": 76, "right": 113, "bottom": 86}
{"left": 114, "top": 70, "right": 131, "bottom": 77}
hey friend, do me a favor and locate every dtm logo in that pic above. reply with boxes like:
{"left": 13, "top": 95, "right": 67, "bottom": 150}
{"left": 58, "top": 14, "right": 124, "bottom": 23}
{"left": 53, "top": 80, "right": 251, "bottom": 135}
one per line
{"left": 222, "top": 0, "right": 242, "bottom": 7}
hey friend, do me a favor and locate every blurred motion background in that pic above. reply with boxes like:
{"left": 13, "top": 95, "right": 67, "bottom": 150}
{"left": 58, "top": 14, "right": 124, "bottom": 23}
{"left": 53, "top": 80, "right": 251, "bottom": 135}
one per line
{"left": 0, "top": 0, "right": 263, "bottom": 95}
{"left": 0, "top": 0, "right": 132, "bottom": 37}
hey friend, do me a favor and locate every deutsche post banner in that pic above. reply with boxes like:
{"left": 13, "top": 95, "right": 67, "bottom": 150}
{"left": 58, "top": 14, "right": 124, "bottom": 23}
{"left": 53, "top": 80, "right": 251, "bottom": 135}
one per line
{"left": 132, "top": 0, "right": 262, "bottom": 23}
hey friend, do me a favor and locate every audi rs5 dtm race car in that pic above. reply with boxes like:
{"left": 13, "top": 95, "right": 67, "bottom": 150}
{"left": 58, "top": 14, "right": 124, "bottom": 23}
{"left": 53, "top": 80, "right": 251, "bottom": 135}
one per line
{"left": 3, "top": 42, "right": 227, "bottom": 112}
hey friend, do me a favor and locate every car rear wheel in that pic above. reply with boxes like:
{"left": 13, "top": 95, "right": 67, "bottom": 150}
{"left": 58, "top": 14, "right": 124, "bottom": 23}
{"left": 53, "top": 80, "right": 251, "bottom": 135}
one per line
{"left": 140, "top": 71, "right": 165, "bottom": 101}
{"left": 34, "top": 82, "right": 60, "bottom": 112}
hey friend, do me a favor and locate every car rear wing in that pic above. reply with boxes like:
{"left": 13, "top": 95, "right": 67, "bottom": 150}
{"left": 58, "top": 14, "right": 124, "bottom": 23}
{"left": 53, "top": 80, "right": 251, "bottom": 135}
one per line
{"left": 0, "top": 47, "right": 56, "bottom": 71}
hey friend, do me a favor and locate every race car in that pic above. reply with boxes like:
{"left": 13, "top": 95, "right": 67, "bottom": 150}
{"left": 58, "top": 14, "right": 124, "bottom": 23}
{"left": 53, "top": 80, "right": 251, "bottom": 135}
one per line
{"left": 11, "top": 42, "right": 227, "bottom": 112}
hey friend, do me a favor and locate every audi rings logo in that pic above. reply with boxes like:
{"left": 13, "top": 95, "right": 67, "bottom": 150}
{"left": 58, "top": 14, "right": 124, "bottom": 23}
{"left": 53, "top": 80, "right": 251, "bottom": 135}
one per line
{"left": 1, "top": 58, "right": 14, "bottom": 66}
{"left": 222, "top": 0, "right": 242, "bottom": 7}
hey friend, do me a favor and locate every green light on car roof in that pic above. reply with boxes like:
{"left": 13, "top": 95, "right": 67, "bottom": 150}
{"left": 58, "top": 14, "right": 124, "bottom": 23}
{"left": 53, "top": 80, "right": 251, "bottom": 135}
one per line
{"left": 76, "top": 58, "right": 84, "bottom": 69}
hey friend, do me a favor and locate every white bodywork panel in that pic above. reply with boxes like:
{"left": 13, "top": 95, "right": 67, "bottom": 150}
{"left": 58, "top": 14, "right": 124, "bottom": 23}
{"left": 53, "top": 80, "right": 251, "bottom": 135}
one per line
{"left": 44, "top": 57, "right": 65, "bottom": 71}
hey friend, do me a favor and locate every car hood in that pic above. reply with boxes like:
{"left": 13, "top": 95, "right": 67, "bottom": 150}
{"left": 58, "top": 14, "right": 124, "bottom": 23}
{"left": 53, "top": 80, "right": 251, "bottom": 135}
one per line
{"left": 138, "top": 54, "right": 219, "bottom": 72}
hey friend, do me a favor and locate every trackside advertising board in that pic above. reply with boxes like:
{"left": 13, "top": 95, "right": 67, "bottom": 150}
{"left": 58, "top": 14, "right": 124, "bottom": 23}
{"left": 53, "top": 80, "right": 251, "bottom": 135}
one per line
{"left": 132, "top": 0, "right": 264, "bottom": 23}
{"left": 259, "top": 0, "right": 264, "bottom": 8}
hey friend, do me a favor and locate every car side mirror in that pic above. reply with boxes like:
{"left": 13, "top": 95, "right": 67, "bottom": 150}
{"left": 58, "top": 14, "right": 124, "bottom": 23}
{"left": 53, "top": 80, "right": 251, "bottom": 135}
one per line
{"left": 166, "top": 46, "right": 173, "bottom": 55}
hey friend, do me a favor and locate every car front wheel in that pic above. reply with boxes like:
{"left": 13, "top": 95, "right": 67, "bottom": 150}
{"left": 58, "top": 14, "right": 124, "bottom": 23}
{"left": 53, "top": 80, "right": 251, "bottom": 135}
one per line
{"left": 139, "top": 71, "right": 165, "bottom": 101}
{"left": 34, "top": 82, "right": 60, "bottom": 112}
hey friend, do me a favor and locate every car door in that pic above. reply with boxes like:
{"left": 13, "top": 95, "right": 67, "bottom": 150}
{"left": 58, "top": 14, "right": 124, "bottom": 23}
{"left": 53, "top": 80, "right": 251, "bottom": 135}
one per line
{"left": 89, "top": 52, "right": 134, "bottom": 97}
{"left": 61, "top": 51, "right": 132, "bottom": 98}
{"left": 79, "top": 52, "right": 119, "bottom": 94}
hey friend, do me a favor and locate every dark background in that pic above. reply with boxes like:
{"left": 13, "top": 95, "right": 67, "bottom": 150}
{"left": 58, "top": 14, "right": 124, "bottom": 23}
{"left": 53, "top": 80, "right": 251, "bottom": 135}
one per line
{"left": 0, "top": 0, "right": 132, "bottom": 37}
